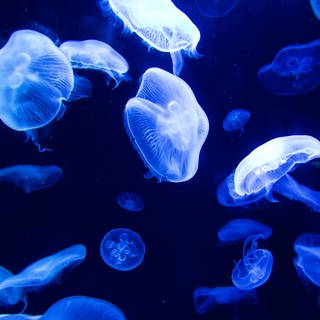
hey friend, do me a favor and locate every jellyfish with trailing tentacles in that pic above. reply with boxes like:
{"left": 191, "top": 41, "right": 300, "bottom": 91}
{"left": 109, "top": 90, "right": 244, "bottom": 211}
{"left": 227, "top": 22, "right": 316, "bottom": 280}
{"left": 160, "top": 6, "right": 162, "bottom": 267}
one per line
{"left": 195, "top": 0, "right": 240, "bottom": 18}
{"left": 99, "top": 0, "right": 200, "bottom": 75}
{"left": 116, "top": 192, "right": 144, "bottom": 212}
{"left": 124, "top": 68, "right": 209, "bottom": 183}
{"left": 222, "top": 109, "right": 251, "bottom": 134}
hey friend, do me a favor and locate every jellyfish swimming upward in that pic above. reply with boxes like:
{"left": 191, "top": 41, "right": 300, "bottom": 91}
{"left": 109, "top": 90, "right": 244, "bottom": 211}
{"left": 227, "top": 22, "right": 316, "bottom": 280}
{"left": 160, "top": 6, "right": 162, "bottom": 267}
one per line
{"left": 124, "top": 68, "right": 209, "bottom": 183}
{"left": 99, "top": 0, "right": 200, "bottom": 75}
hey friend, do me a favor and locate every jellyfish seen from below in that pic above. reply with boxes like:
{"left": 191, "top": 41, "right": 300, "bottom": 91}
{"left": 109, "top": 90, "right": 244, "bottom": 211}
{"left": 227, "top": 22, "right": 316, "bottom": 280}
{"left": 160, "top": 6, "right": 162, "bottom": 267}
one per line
{"left": 124, "top": 68, "right": 209, "bottom": 183}
{"left": 232, "top": 235, "right": 273, "bottom": 290}
{"left": 310, "top": 0, "right": 320, "bottom": 20}
{"left": 0, "top": 244, "right": 86, "bottom": 292}
{"left": 0, "top": 165, "right": 63, "bottom": 193}
{"left": 116, "top": 192, "right": 144, "bottom": 212}
{"left": 195, "top": 0, "right": 240, "bottom": 18}
{"left": 99, "top": 0, "right": 200, "bottom": 75}
{"left": 100, "top": 228, "right": 145, "bottom": 271}
{"left": 222, "top": 109, "right": 251, "bottom": 133}
{"left": 258, "top": 40, "right": 320, "bottom": 95}
{"left": 59, "top": 40, "right": 130, "bottom": 87}
{"left": 234, "top": 135, "right": 320, "bottom": 197}
{"left": 217, "top": 219, "right": 272, "bottom": 244}
{"left": 193, "top": 286, "right": 257, "bottom": 314}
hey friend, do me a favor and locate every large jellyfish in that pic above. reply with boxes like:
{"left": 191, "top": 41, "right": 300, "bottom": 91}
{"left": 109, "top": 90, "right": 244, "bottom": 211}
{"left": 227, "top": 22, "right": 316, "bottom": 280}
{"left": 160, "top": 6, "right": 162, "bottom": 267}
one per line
{"left": 222, "top": 109, "right": 251, "bottom": 134}
{"left": 193, "top": 286, "right": 257, "bottom": 314}
{"left": 310, "top": 0, "right": 320, "bottom": 20}
{"left": 195, "top": 0, "right": 240, "bottom": 18}
{"left": 124, "top": 68, "right": 209, "bottom": 183}
{"left": 59, "top": 39, "right": 130, "bottom": 87}
{"left": 99, "top": 0, "right": 200, "bottom": 75}
{"left": 0, "top": 244, "right": 86, "bottom": 292}
{"left": 232, "top": 235, "right": 273, "bottom": 290}
{"left": 41, "top": 296, "right": 126, "bottom": 320}
{"left": 258, "top": 40, "right": 320, "bottom": 95}
{"left": 0, "top": 165, "right": 63, "bottom": 193}
{"left": 217, "top": 219, "right": 272, "bottom": 244}
{"left": 100, "top": 228, "right": 145, "bottom": 271}
{"left": 116, "top": 192, "right": 144, "bottom": 212}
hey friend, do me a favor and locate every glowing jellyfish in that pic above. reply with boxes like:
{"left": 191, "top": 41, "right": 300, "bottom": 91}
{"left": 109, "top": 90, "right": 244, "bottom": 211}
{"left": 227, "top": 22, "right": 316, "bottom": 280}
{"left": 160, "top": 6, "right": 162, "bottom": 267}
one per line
{"left": 99, "top": 0, "right": 200, "bottom": 75}
{"left": 310, "top": 0, "right": 320, "bottom": 20}
{"left": 234, "top": 135, "right": 320, "bottom": 197}
{"left": 258, "top": 40, "right": 320, "bottom": 95}
{"left": 0, "top": 244, "right": 86, "bottom": 292}
{"left": 217, "top": 219, "right": 272, "bottom": 244}
{"left": 232, "top": 235, "right": 273, "bottom": 290}
{"left": 195, "top": 0, "right": 240, "bottom": 18}
{"left": 222, "top": 109, "right": 251, "bottom": 133}
{"left": 116, "top": 192, "right": 144, "bottom": 212}
{"left": 100, "top": 228, "right": 145, "bottom": 271}
{"left": 124, "top": 68, "right": 209, "bottom": 183}
{"left": 59, "top": 40, "right": 130, "bottom": 87}
{"left": 0, "top": 165, "right": 63, "bottom": 193}
{"left": 193, "top": 286, "right": 257, "bottom": 314}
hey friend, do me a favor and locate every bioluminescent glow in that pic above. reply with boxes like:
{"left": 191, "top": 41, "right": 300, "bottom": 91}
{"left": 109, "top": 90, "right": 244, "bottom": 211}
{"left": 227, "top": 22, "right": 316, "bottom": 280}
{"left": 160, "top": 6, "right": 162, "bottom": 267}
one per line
{"left": 223, "top": 109, "right": 251, "bottom": 133}
{"left": 195, "top": 0, "right": 240, "bottom": 18}
{"left": 116, "top": 192, "right": 144, "bottom": 212}
{"left": 310, "top": 0, "right": 320, "bottom": 20}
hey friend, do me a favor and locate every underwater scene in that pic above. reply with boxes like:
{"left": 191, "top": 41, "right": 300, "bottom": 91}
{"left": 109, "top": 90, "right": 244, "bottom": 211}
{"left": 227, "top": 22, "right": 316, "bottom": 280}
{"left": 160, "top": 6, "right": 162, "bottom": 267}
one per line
{"left": 0, "top": 0, "right": 320, "bottom": 319}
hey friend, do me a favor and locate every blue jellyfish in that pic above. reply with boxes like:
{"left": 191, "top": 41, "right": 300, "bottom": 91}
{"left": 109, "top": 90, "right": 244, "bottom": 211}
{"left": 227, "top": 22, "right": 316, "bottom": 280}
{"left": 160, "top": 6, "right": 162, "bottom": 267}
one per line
{"left": 222, "top": 109, "right": 251, "bottom": 133}
{"left": 0, "top": 244, "right": 86, "bottom": 292}
{"left": 0, "top": 165, "right": 63, "bottom": 193}
{"left": 59, "top": 40, "right": 130, "bottom": 87}
{"left": 195, "top": 0, "right": 240, "bottom": 18}
{"left": 217, "top": 219, "right": 272, "bottom": 244}
{"left": 258, "top": 40, "right": 320, "bottom": 95}
{"left": 232, "top": 235, "right": 273, "bottom": 290}
{"left": 41, "top": 296, "right": 126, "bottom": 320}
{"left": 124, "top": 68, "right": 209, "bottom": 183}
{"left": 99, "top": 0, "right": 200, "bottom": 75}
{"left": 100, "top": 228, "right": 145, "bottom": 271}
{"left": 193, "top": 286, "right": 257, "bottom": 314}
{"left": 310, "top": 0, "right": 320, "bottom": 20}
{"left": 0, "top": 315, "right": 41, "bottom": 320}
{"left": 116, "top": 192, "right": 144, "bottom": 212}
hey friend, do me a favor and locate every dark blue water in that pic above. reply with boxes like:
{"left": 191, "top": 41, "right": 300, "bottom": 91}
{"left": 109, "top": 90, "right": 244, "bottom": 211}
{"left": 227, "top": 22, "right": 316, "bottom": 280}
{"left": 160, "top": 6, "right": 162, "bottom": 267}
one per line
{"left": 0, "top": 0, "right": 320, "bottom": 319}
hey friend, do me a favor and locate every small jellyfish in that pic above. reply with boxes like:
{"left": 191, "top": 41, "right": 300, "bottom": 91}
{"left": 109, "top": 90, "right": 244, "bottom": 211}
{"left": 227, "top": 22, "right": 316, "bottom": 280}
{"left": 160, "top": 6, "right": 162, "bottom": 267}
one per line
{"left": 99, "top": 0, "right": 200, "bottom": 75}
{"left": 258, "top": 40, "right": 320, "bottom": 95}
{"left": 232, "top": 235, "right": 273, "bottom": 290}
{"left": 0, "top": 165, "right": 63, "bottom": 193}
{"left": 217, "top": 219, "right": 272, "bottom": 244}
{"left": 193, "top": 286, "right": 257, "bottom": 314}
{"left": 195, "top": 0, "right": 240, "bottom": 18}
{"left": 116, "top": 192, "right": 144, "bottom": 212}
{"left": 222, "top": 109, "right": 251, "bottom": 134}
{"left": 310, "top": 0, "right": 320, "bottom": 20}
{"left": 59, "top": 40, "right": 130, "bottom": 87}
{"left": 100, "top": 228, "right": 145, "bottom": 271}
{"left": 41, "top": 296, "right": 126, "bottom": 320}
{"left": 124, "top": 68, "right": 209, "bottom": 183}
{"left": 0, "top": 244, "right": 86, "bottom": 292}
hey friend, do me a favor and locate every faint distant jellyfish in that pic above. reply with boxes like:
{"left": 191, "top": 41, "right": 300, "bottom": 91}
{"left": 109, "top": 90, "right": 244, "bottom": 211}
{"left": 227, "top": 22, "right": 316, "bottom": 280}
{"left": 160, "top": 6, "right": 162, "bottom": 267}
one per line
{"left": 41, "top": 296, "right": 126, "bottom": 320}
{"left": 100, "top": 228, "right": 145, "bottom": 271}
{"left": 258, "top": 40, "right": 320, "bottom": 95}
{"left": 232, "top": 235, "right": 273, "bottom": 290}
{"left": 310, "top": 0, "right": 320, "bottom": 20}
{"left": 217, "top": 219, "right": 272, "bottom": 244}
{"left": 0, "top": 165, "right": 63, "bottom": 193}
{"left": 59, "top": 39, "right": 130, "bottom": 87}
{"left": 124, "top": 68, "right": 209, "bottom": 183}
{"left": 116, "top": 192, "right": 144, "bottom": 212}
{"left": 193, "top": 286, "right": 257, "bottom": 314}
{"left": 195, "top": 0, "right": 240, "bottom": 18}
{"left": 222, "top": 109, "right": 251, "bottom": 134}
{"left": 99, "top": 0, "right": 200, "bottom": 75}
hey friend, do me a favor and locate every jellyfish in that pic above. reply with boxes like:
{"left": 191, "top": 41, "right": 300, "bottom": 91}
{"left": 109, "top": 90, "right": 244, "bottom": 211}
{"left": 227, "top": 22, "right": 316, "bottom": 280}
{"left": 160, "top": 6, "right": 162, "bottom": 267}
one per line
{"left": 41, "top": 296, "right": 126, "bottom": 320}
{"left": 193, "top": 286, "right": 257, "bottom": 314}
{"left": 0, "top": 315, "right": 40, "bottom": 320}
{"left": 59, "top": 39, "right": 130, "bottom": 87}
{"left": 116, "top": 192, "right": 144, "bottom": 212}
{"left": 217, "top": 219, "right": 272, "bottom": 244}
{"left": 0, "top": 244, "right": 86, "bottom": 292}
{"left": 99, "top": 0, "right": 200, "bottom": 75}
{"left": 310, "top": 0, "right": 320, "bottom": 20}
{"left": 232, "top": 235, "right": 273, "bottom": 290}
{"left": 124, "top": 68, "right": 209, "bottom": 183}
{"left": 100, "top": 228, "right": 145, "bottom": 271}
{"left": 0, "top": 165, "right": 63, "bottom": 193}
{"left": 195, "top": 0, "right": 240, "bottom": 18}
{"left": 222, "top": 109, "right": 251, "bottom": 134}
{"left": 258, "top": 40, "right": 320, "bottom": 95}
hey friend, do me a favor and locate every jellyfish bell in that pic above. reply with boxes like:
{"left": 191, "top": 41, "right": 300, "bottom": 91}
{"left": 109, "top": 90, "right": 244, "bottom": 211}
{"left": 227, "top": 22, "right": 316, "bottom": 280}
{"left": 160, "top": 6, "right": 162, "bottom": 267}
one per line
{"left": 222, "top": 109, "right": 251, "bottom": 133}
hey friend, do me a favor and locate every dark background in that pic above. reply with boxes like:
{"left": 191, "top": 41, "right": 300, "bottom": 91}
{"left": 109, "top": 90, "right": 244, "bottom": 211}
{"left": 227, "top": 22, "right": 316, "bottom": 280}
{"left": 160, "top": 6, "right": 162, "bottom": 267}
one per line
{"left": 0, "top": 0, "right": 319, "bottom": 319}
